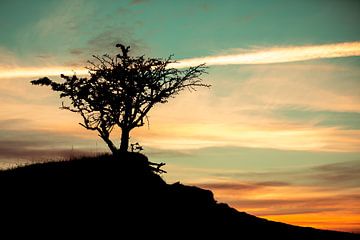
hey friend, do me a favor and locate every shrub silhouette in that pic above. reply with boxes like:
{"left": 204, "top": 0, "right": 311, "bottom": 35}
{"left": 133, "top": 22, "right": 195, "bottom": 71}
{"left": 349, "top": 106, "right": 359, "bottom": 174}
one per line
{"left": 31, "top": 44, "right": 209, "bottom": 154}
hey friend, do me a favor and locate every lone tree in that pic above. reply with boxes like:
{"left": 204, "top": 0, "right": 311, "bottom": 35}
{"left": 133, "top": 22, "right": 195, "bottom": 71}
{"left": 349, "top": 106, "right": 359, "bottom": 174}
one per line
{"left": 31, "top": 44, "right": 209, "bottom": 154}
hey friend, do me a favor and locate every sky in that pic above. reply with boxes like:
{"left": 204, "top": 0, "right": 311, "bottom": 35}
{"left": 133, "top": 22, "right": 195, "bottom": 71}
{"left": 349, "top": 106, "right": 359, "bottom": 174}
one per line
{"left": 1, "top": 0, "right": 360, "bottom": 233}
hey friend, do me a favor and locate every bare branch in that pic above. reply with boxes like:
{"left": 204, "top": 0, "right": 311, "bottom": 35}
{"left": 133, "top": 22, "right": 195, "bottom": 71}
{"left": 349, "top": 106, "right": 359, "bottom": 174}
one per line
{"left": 30, "top": 43, "right": 209, "bottom": 154}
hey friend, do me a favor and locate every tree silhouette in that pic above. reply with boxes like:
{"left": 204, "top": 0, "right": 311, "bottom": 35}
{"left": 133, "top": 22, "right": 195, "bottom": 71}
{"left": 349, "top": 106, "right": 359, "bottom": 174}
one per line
{"left": 31, "top": 44, "right": 209, "bottom": 154}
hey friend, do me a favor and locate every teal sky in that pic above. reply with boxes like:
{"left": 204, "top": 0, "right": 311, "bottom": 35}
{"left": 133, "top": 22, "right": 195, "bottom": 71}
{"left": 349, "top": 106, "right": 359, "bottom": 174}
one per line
{"left": 0, "top": 0, "right": 359, "bottom": 232}
{"left": 1, "top": 0, "right": 360, "bottom": 60}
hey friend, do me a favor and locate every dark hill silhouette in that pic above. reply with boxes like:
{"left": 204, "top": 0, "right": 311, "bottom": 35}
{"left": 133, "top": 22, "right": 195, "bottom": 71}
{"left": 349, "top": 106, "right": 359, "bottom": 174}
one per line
{"left": 1, "top": 153, "right": 359, "bottom": 239}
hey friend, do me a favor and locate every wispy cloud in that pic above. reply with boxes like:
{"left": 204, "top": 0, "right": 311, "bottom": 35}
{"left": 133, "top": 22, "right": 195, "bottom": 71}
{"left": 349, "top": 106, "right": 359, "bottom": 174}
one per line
{"left": 1, "top": 41, "right": 359, "bottom": 79}
{"left": 169, "top": 41, "right": 360, "bottom": 68}
{"left": 1, "top": 64, "right": 359, "bottom": 153}
{"left": 198, "top": 181, "right": 290, "bottom": 192}
{"left": 311, "top": 161, "right": 360, "bottom": 188}
{"left": 0, "top": 125, "right": 105, "bottom": 169}
{"left": 135, "top": 118, "right": 360, "bottom": 152}
{"left": 0, "top": 66, "right": 88, "bottom": 79}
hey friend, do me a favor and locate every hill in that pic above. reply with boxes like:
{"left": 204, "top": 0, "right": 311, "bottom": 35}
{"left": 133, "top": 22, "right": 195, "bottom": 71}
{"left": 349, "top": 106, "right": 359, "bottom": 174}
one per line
{"left": 0, "top": 153, "right": 359, "bottom": 239}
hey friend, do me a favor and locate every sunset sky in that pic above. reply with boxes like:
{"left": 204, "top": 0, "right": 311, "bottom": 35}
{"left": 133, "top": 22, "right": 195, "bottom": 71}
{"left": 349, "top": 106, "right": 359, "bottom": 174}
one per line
{"left": 1, "top": 0, "right": 359, "bottom": 233}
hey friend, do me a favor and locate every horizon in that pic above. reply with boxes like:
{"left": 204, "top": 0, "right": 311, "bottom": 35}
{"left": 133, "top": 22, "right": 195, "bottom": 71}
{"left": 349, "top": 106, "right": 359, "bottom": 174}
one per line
{"left": 0, "top": 0, "right": 359, "bottom": 233}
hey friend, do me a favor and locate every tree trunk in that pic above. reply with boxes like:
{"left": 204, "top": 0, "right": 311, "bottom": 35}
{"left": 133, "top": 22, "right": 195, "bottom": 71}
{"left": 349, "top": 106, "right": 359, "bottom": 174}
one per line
{"left": 99, "top": 134, "right": 118, "bottom": 155}
{"left": 119, "top": 128, "right": 130, "bottom": 152}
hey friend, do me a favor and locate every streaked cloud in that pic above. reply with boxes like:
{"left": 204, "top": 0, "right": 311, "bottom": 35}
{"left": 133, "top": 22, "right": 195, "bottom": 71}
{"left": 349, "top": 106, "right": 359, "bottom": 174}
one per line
{"left": 170, "top": 41, "right": 360, "bottom": 68}
{"left": 1, "top": 41, "right": 360, "bottom": 79}
{"left": 136, "top": 122, "right": 360, "bottom": 152}
{"left": 311, "top": 161, "right": 360, "bottom": 188}
{"left": 0, "top": 66, "right": 88, "bottom": 79}
{"left": 1, "top": 62, "right": 359, "bottom": 153}
{"left": 198, "top": 181, "right": 290, "bottom": 192}
{"left": 128, "top": 61, "right": 360, "bottom": 152}
{"left": 0, "top": 124, "right": 105, "bottom": 169}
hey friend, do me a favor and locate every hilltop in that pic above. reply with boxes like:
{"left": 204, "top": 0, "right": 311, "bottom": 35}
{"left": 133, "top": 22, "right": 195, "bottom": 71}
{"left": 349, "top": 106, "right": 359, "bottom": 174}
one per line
{"left": 1, "top": 153, "right": 358, "bottom": 239}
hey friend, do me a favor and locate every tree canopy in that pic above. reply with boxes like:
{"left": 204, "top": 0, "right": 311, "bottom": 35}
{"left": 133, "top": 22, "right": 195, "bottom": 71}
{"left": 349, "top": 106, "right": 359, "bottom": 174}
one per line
{"left": 31, "top": 44, "right": 209, "bottom": 154}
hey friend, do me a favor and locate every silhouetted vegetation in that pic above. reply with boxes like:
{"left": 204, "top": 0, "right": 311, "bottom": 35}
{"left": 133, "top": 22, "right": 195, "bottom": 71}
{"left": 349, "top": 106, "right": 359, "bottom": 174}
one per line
{"left": 31, "top": 44, "right": 209, "bottom": 154}
{"left": 1, "top": 154, "right": 358, "bottom": 239}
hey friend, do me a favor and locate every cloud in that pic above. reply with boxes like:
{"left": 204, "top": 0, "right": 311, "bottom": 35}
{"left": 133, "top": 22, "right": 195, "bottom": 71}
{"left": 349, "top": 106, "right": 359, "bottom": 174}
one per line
{"left": 0, "top": 118, "right": 32, "bottom": 129}
{"left": 256, "top": 181, "right": 291, "bottom": 187}
{"left": 232, "top": 65, "right": 360, "bottom": 113}
{"left": 129, "top": 0, "right": 149, "bottom": 5}
{"left": 207, "top": 158, "right": 360, "bottom": 190}
{"left": 63, "top": 26, "right": 147, "bottom": 67}
{"left": 2, "top": 63, "right": 359, "bottom": 153}
{"left": 5, "top": 0, "right": 145, "bottom": 69}
{"left": 198, "top": 181, "right": 290, "bottom": 192}
{"left": 0, "top": 33, "right": 144, "bottom": 79}
{"left": 198, "top": 182, "right": 261, "bottom": 191}
{"left": 86, "top": 27, "right": 145, "bottom": 55}
{"left": 131, "top": 59, "right": 360, "bottom": 152}
{"left": 276, "top": 109, "right": 360, "bottom": 130}
{"left": 169, "top": 41, "right": 360, "bottom": 68}
{"left": 2, "top": 41, "right": 359, "bottom": 79}
{"left": 35, "top": 54, "right": 55, "bottom": 60}
{"left": 311, "top": 161, "right": 360, "bottom": 188}
{"left": 136, "top": 118, "right": 360, "bottom": 152}
{"left": 0, "top": 66, "right": 88, "bottom": 79}
{"left": 34, "top": 0, "right": 93, "bottom": 39}
{"left": 69, "top": 49, "right": 84, "bottom": 55}
{"left": 0, "top": 126, "right": 106, "bottom": 169}
{"left": 145, "top": 147, "right": 193, "bottom": 159}
{"left": 0, "top": 25, "right": 146, "bottom": 79}
{"left": 0, "top": 140, "right": 88, "bottom": 159}
{"left": 228, "top": 194, "right": 360, "bottom": 216}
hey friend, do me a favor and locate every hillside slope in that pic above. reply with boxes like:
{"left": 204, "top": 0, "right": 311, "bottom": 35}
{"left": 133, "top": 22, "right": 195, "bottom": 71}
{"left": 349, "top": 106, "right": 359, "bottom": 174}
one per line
{"left": 1, "top": 153, "right": 358, "bottom": 239}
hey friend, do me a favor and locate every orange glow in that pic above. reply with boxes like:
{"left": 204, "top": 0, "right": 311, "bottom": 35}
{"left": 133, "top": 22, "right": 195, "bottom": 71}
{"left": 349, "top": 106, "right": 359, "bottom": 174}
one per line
{"left": 263, "top": 213, "right": 360, "bottom": 233}
{"left": 131, "top": 122, "right": 360, "bottom": 152}
{"left": 197, "top": 180, "right": 360, "bottom": 233}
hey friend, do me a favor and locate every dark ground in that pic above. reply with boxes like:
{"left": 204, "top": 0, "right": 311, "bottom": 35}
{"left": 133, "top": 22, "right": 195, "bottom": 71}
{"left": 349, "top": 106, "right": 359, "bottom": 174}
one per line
{"left": 1, "top": 153, "right": 359, "bottom": 239}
